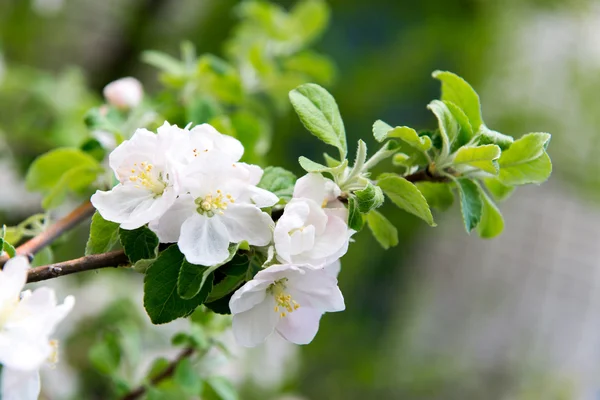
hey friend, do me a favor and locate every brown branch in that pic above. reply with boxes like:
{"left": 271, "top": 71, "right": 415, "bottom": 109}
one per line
{"left": 121, "top": 347, "right": 195, "bottom": 400}
{"left": 27, "top": 250, "right": 129, "bottom": 283}
{"left": 0, "top": 201, "right": 96, "bottom": 267}
{"left": 404, "top": 167, "right": 450, "bottom": 183}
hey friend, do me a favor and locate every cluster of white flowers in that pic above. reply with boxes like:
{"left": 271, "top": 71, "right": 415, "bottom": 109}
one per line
{"left": 0, "top": 257, "right": 74, "bottom": 400}
{"left": 92, "top": 122, "right": 354, "bottom": 347}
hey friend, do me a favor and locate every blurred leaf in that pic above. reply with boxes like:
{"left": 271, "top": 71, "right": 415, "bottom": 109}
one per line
{"left": 142, "top": 50, "right": 186, "bottom": 75}
{"left": 80, "top": 138, "right": 107, "bottom": 162}
{"left": 257, "top": 166, "right": 297, "bottom": 202}
{"left": 291, "top": 0, "right": 330, "bottom": 46}
{"left": 89, "top": 333, "right": 121, "bottom": 376}
{"left": 174, "top": 358, "right": 203, "bottom": 396}
{"left": 86, "top": 211, "right": 120, "bottom": 255}
{"left": 230, "top": 110, "right": 271, "bottom": 163}
{"left": 484, "top": 177, "right": 514, "bottom": 202}
{"left": 146, "top": 357, "right": 170, "bottom": 382}
{"left": 31, "top": 246, "right": 53, "bottom": 267}
{"left": 377, "top": 173, "right": 435, "bottom": 226}
{"left": 453, "top": 144, "right": 501, "bottom": 174}
{"left": 355, "top": 182, "right": 384, "bottom": 213}
{"left": 284, "top": 51, "right": 335, "bottom": 85}
{"left": 186, "top": 96, "right": 220, "bottom": 125}
{"left": 477, "top": 189, "right": 504, "bottom": 238}
{"left": 432, "top": 70, "right": 483, "bottom": 131}
{"left": 366, "top": 210, "right": 398, "bottom": 250}
{"left": 120, "top": 226, "right": 159, "bottom": 265}
{"left": 205, "top": 377, "right": 238, "bottom": 400}
{"left": 456, "top": 178, "right": 483, "bottom": 233}
{"left": 415, "top": 182, "right": 454, "bottom": 211}
{"left": 144, "top": 246, "right": 207, "bottom": 324}
{"left": 289, "top": 83, "right": 347, "bottom": 158}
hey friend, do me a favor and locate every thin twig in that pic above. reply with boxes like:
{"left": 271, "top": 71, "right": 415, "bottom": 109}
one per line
{"left": 0, "top": 201, "right": 96, "bottom": 267}
{"left": 121, "top": 347, "right": 195, "bottom": 400}
{"left": 26, "top": 250, "right": 129, "bottom": 283}
{"left": 404, "top": 167, "right": 450, "bottom": 183}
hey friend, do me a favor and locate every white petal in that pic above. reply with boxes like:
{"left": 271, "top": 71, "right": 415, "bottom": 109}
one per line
{"left": 229, "top": 279, "right": 272, "bottom": 315}
{"left": 276, "top": 307, "right": 322, "bottom": 345}
{"left": 178, "top": 214, "right": 230, "bottom": 266}
{"left": 232, "top": 297, "right": 279, "bottom": 347}
{"left": 220, "top": 204, "right": 274, "bottom": 246}
{"left": 1, "top": 367, "right": 40, "bottom": 400}
{"left": 288, "top": 268, "right": 345, "bottom": 313}
{"left": 11, "top": 289, "right": 74, "bottom": 337}
{"left": 293, "top": 173, "right": 327, "bottom": 204}
{"left": 148, "top": 194, "right": 196, "bottom": 242}
{"left": 0, "top": 256, "right": 28, "bottom": 305}
{"left": 324, "top": 259, "right": 341, "bottom": 278}
{"left": 0, "top": 330, "right": 51, "bottom": 371}
{"left": 190, "top": 123, "right": 244, "bottom": 161}
{"left": 300, "top": 215, "right": 349, "bottom": 263}
{"left": 246, "top": 186, "right": 279, "bottom": 208}
{"left": 109, "top": 128, "right": 158, "bottom": 174}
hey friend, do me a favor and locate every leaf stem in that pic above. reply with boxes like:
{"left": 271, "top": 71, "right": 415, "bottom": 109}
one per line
{"left": 0, "top": 201, "right": 95, "bottom": 267}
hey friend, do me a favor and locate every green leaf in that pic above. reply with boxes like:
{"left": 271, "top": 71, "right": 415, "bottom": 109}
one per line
{"left": 483, "top": 178, "right": 514, "bottom": 201}
{"left": 144, "top": 246, "right": 208, "bottom": 324}
{"left": 257, "top": 166, "right": 297, "bottom": 202}
{"left": 414, "top": 182, "right": 454, "bottom": 211}
{"left": 498, "top": 133, "right": 552, "bottom": 185}
{"left": 347, "top": 197, "right": 365, "bottom": 231}
{"left": 380, "top": 126, "right": 432, "bottom": 152}
{"left": 2, "top": 241, "right": 16, "bottom": 258}
{"left": 284, "top": 51, "right": 336, "bottom": 85}
{"left": 89, "top": 333, "right": 121, "bottom": 376}
{"left": 80, "top": 138, "right": 107, "bottom": 162}
{"left": 289, "top": 83, "right": 347, "bottom": 158}
{"left": 478, "top": 126, "right": 514, "bottom": 150}
{"left": 366, "top": 210, "right": 398, "bottom": 250}
{"left": 455, "top": 179, "right": 483, "bottom": 233}
{"left": 372, "top": 119, "right": 393, "bottom": 142}
{"left": 444, "top": 100, "right": 474, "bottom": 149}
{"left": 142, "top": 50, "right": 186, "bottom": 75}
{"left": 205, "top": 254, "right": 257, "bottom": 303}
{"left": 427, "top": 100, "right": 459, "bottom": 157}
{"left": 206, "top": 377, "right": 238, "bottom": 400}
{"left": 477, "top": 189, "right": 504, "bottom": 238}
{"left": 174, "top": 358, "right": 203, "bottom": 396}
{"left": 355, "top": 182, "right": 384, "bottom": 213}
{"left": 298, "top": 156, "right": 347, "bottom": 176}
{"left": 86, "top": 211, "right": 120, "bottom": 255}
{"left": 453, "top": 144, "right": 501, "bottom": 174}
{"left": 119, "top": 227, "right": 159, "bottom": 265}
{"left": 31, "top": 247, "right": 53, "bottom": 267}
{"left": 377, "top": 173, "right": 435, "bottom": 226}
{"left": 290, "top": 0, "right": 330, "bottom": 46}
{"left": 231, "top": 110, "right": 271, "bottom": 164}
{"left": 432, "top": 70, "right": 483, "bottom": 131}
{"left": 177, "top": 260, "right": 214, "bottom": 301}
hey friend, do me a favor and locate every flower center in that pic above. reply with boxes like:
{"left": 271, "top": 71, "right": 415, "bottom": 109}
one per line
{"left": 195, "top": 190, "right": 234, "bottom": 217}
{"left": 128, "top": 161, "right": 167, "bottom": 194}
{"left": 267, "top": 278, "right": 300, "bottom": 318}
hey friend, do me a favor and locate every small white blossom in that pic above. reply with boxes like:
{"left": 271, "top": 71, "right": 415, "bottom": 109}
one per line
{"left": 103, "top": 77, "right": 143, "bottom": 110}
{"left": 150, "top": 157, "right": 278, "bottom": 266}
{"left": 274, "top": 173, "right": 352, "bottom": 267}
{"left": 185, "top": 123, "right": 244, "bottom": 164}
{"left": 229, "top": 263, "right": 345, "bottom": 347}
{"left": 91, "top": 123, "right": 187, "bottom": 229}
{"left": 0, "top": 257, "right": 74, "bottom": 400}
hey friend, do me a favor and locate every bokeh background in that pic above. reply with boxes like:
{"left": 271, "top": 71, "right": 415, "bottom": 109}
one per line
{"left": 2, "top": 0, "right": 600, "bottom": 399}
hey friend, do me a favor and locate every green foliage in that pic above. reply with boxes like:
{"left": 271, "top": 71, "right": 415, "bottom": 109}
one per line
{"left": 205, "top": 376, "right": 239, "bottom": 400}
{"left": 477, "top": 190, "right": 504, "bottom": 238}
{"left": 377, "top": 173, "right": 435, "bottom": 226}
{"left": 497, "top": 132, "right": 552, "bottom": 185}
{"left": 452, "top": 144, "right": 501, "bottom": 174}
{"left": 0, "top": 225, "right": 16, "bottom": 258}
{"left": 432, "top": 70, "right": 483, "bottom": 131}
{"left": 119, "top": 226, "right": 159, "bottom": 265}
{"left": 86, "top": 212, "right": 120, "bottom": 255}
{"left": 414, "top": 182, "right": 454, "bottom": 211}
{"left": 355, "top": 182, "right": 384, "bottom": 213}
{"left": 257, "top": 166, "right": 297, "bottom": 202}
{"left": 366, "top": 210, "right": 399, "bottom": 250}
{"left": 89, "top": 332, "right": 121, "bottom": 376}
{"left": 174, "top": 358, "right": 203, "bottom": 396}
{"left": 25, "top": 148, "right": 102, "bottom": 209}
{"left": 177, "top": 260, "right": 214, "bottom": 301}
{"left": 289, "top": 83, "right": 347, "bottom": 158}
{"left": 484, "top": 178, "right": 514, "bottom": 201}
{"left": 455, "top": 179, "right": 483, "bottom": 233}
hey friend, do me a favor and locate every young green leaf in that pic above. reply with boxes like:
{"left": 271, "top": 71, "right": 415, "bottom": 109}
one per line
{"left": 206, "top": 376, "right": 239, "bottom": 400}
{"left": 347, "top": 197, "right": 365, "bottom": 231}
{"left": 498, "top": 133, "right": 552, "bottom": 185}
{"left": 478, "top": 126, "right": 514, "bottom": 150}
{"left": 144, "top": 246, "right": 207, "bottom": 324}
{"left": 452, "top": 144, "right": 501, "bottom": 174}
{"left": 483, "top": 178, "right": 514, "bottom": 202}
{"left": 498, "top": 132, "right": 551, "bottom": 165}
{"left": 427, "top": 100, "right": 459, "bottom": 157}
{"left": 355, "top": 182, "right": 384, "bottom": 213}
{"left": 366, "top": 210, "right": 399, "bottom": 249}
{"left": 377, "top": 173, "right": 435, "bottom": 226}
{"left": 432, "top": 70, "right": 483, "bottom": 131}
{"left": 257, "top": 166, "right": 297, "bottom": 202}
{"left": 86, "top": 211, "right": 120, "bottom": 255}
{"left": 372, "top": 119, "right": 393, "bottom": 142}
{"left": 177, "top": 260, "right": 214, "bottom": 301}
{"left": 455, "top": 178, "right": 483, "bottom": 233}
{"left": 444, "top": 100, "right": 474, "bottom": 149}
{"left": 175, "top": 358, "right": 203, "bottom": 396}
{"left": 119, "top": 227, "right": 159, "bottom": 265}
{"left": 414, "top": 182, "right": 454, "bottom": 211}
{"left": 289, "top": 83, "right": 347, "bottom": 158}
{"left": 477, "top": 189, "right": 504, "bottom": 238}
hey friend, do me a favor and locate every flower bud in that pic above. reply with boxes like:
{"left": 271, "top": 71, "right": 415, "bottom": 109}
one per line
{"left": 103, "top": 77, "right": 143, "bottom": 110}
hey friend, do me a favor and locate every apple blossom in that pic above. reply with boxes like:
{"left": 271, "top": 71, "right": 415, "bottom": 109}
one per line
{"left": 0, "top": 256, "right": 74, "bottom": 400}
{"left": 229, "top": 263, "right": 345, "bottom": 347}
{"left": 274, "top": 173, "right": 353, "bottom": 266}
{"left": 150, "top": 155, "right": 278, "bottom": 266}
{"left": 103, "top": 77, "right": 143, "bottom": 110}
{"left": 91, "top": 123, "right": 187, "bottom": 230}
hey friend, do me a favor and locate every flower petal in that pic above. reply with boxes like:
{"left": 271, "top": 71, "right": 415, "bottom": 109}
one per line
{"left": 276, "top": 307, "right": 323, "bottom": 345}
{"left": 293, "top": 173, "right": 327, "bottom": 204}
{"left": 148, "top": 194, "right": 196, "bottom": 243}
{"left": 178, "top": 214, "right": 230, "bottom": 266}
{"left": 0, "top": 256, "right": 28, "bottom": 305}
{"left": 220, "top": 204, "right": 274, "bottom": 246}
{"left": 1, "top": 367, "right": 40, "bottom": 400}
{"left": 288, "top": 268, "right": 345, "bottom": 313}
{"left": 232, "top": 296, "right": 279, "bottom": 347}
{"left": 229, "top": 279, "right": 272, "bottom": 314}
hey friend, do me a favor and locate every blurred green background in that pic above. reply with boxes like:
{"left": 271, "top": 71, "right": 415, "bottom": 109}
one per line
{"left": 2, "top": 0, "right": 600, "bottom": 399}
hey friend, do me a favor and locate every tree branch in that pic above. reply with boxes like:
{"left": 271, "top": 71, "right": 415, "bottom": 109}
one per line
{"left": 27, "top": 250, "right": 129, "bottom": 283}
{"left": 121, "top": 347, "right": 195, "bottom": 400}
{"left": 0, "top": 201, "right": 96, "bottom": 267}
{"left": 404, "top": 167, "right": 450, "bottom": 183}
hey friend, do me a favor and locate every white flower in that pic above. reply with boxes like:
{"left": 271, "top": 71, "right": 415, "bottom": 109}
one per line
{"left": 91, "top": 123, "right": 186, "bottom": 230}
{"left": 229, "top": 263, "right": 345, "bottom": 347}
{"left": 103, "top": 77, "right": 143, "bottom": 110}
{"left": 185, "top": 123, "right": 244, "bottom": 164}
{"left": 0, "top": 257, "right": 74, "bottom": 400}
{"left": 149, "top": 157, "right": 278, "bottom": 266}
{"left": 274, "top": 174, "right": 352, "bottom": 267}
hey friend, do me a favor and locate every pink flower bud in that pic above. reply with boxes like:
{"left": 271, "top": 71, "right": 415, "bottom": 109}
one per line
{"left": 102, "top": 77, "right": 143, "bottom": 110}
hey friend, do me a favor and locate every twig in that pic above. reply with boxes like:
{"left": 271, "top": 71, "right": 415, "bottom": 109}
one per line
{"left": 121, "top": 347, "right": 195, "bottom": 400}
{"left": 27, "top": 250, "right": 129, "bottom": 283}
{"left": 404, "top": 167, "right": 450, "bottom": 183}
{"left": 0, "top": 201, "right": 96, "bottom": 267}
